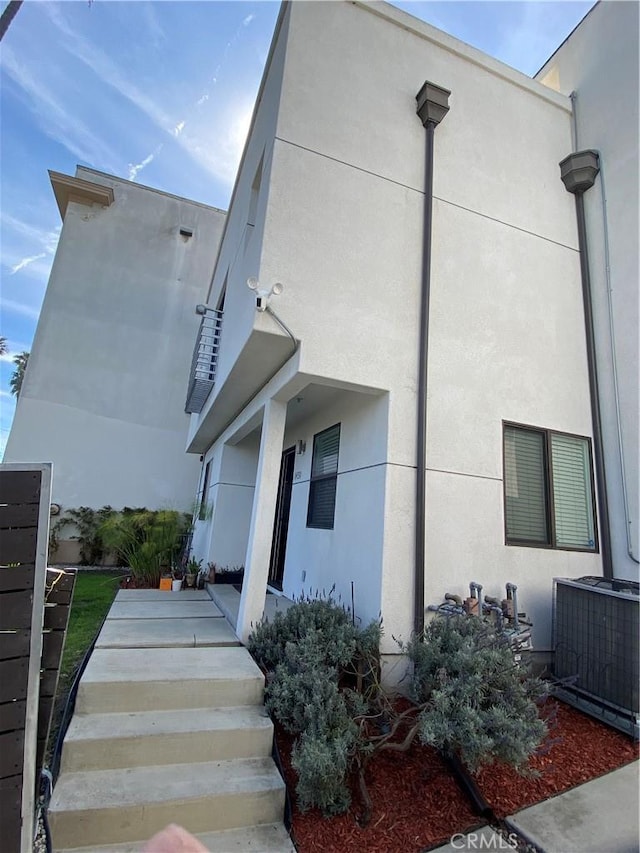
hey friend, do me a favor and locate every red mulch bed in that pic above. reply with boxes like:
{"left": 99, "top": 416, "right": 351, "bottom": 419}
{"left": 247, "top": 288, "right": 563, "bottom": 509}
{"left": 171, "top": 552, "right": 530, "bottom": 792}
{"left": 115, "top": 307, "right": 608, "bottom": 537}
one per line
{"left": 275, "top": 701, "right": 638, "bottom": 853}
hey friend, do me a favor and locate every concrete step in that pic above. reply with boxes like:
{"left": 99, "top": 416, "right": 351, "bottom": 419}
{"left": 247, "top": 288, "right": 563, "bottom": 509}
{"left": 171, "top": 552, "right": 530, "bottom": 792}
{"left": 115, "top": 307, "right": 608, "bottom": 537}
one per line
{"left": 59, "top": 822, "right": 295, "bottom": 852}
{"left": 95, "top": 617, "right": 240, "bottom": 649}
{"left": 76, "top": 646, "right": 264, "bottom": 713}
{"left": 114, "top": 589, "right": 211, "bottom": 601}
{"left": 107, "top": 599, "right": 223, "bottom": 619}
{"left": 62, "top": 706, "right": 274, "bottom": 772}
{"left": 49, "top": 758, "right": 287, "bottom": 849}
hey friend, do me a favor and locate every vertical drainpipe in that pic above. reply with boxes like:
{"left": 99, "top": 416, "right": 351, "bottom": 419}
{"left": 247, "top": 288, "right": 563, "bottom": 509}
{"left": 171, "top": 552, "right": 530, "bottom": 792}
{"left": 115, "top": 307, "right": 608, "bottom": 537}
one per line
{"left": 414, "top": 82, "right": 450, "bottom": 635}
{"left": 559, "top": 150, "right": 613, "bottom": 579}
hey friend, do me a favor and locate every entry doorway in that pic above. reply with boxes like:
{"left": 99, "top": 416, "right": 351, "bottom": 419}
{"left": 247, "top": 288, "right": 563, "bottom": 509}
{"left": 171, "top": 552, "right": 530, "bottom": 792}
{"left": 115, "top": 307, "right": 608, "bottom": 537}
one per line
{"left": 268, "top": 446, "right": 295, "bottom": 590}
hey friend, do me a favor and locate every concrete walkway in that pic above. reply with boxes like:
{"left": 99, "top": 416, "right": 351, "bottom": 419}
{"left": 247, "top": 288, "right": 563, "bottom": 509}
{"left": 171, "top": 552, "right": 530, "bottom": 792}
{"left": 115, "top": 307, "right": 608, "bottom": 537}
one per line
{"left": 433, "top": 761, "right": 639, "bottom": 852}
{"left": 207, "top": 583, "right": 294, "bottom": 629}
{"left": 49, "top": 588, "right": 294, "bottom": 852}
{"left": 507, "top": 761, "right": 639, "bottom": 853}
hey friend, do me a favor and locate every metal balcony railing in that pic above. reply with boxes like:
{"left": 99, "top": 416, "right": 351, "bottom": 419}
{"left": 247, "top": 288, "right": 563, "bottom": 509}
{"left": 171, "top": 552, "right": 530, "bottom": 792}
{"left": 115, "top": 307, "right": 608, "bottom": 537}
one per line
{"left": 184, "top": 309, "right": 223, "bottom": 414}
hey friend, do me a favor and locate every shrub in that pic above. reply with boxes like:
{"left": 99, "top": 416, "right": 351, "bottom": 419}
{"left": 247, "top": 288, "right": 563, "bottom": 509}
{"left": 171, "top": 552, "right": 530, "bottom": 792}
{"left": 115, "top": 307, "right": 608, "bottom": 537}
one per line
{"left": 406, "top": 616, "right": 548, "bottom": 773}
{"left": 99, "top": 509, "right": 190, "bottom": 587}
{"left": 249, "top": 595, "right": 380, "bottom": 816}
{"left": 250, "top": 600, "right": 548, "bottom": 821}
{"left": 49, "top": 505, "right": 114, "bottom": 565}
{"left": 249, "top": 593, "right": 359, "bottom": 671}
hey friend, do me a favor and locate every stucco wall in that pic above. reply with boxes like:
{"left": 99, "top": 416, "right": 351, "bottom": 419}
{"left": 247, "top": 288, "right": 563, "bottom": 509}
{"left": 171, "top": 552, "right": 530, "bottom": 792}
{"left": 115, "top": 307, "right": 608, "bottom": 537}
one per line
{"left": 537, "top": 1, "right": 639, "bottom": 580}
{"left": 281, "top": 391, "right": 389, "bottom": 631}
{"left": 4, "top": 169, "right": 225, "bottom": 512}
{"left": 258, "top": 1, "right": 600, "bottom": 648}
{"left": 192, "top": 0, "right": 611, "bottom": 653}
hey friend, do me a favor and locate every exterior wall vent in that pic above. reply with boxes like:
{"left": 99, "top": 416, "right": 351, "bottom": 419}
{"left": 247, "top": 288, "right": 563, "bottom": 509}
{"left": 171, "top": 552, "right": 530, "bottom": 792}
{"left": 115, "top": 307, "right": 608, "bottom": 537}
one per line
{"left": 553, "top": 575, "right": 639, "bottom": 737}
{"left": 179, "top": 227, "right": 194, "bottom": 238}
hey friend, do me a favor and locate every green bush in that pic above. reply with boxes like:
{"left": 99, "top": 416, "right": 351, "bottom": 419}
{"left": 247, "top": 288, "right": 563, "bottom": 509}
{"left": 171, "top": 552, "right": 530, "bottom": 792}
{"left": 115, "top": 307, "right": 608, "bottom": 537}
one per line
{"left": 49, "top": 506, "right": 114, "bottom": 565}
{"left": 406, "top": 616, "right": 548, "bottom": 773}
{"left": 249, "top": 595, "right": 380, "bottom": 816}
{"left": 99, "top": 509, "right": 190, "bottom": 587}
{"left": 250, "top": 599, "right": 548, "bottom": 821}
{"left": 249, "top": 594, "right": 359, "bottom": 670}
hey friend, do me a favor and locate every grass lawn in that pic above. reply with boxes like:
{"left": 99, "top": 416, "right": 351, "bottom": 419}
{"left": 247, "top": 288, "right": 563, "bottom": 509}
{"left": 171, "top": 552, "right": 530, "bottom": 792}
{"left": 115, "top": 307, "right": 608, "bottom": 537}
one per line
{"left": 48, "top": 571, "right": 122, "bottom": 762}
{"left": 59, "top": 571, "right": 121, "bottom": 684}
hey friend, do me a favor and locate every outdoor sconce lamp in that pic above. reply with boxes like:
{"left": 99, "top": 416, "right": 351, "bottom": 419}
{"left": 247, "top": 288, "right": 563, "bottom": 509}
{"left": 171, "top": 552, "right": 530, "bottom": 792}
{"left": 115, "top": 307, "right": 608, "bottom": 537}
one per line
{"left": 296, "top": 439, "right": 306, "bottom": 455}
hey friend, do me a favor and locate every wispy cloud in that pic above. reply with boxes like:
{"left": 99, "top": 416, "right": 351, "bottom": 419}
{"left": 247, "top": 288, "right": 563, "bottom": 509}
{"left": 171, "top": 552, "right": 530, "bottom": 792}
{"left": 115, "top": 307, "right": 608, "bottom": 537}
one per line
{"left": 0, "top": 389, "right": 13, "bottom": 398}
{"left": 174, "top": 120, "right": 186, "bottom": 137}
{"left": 128, "top": 152, "right": 155, "bottom": 181}
{"left": 197, "top": 94, "right": 209, "bottom": 106}
{"left": 10, "top": 253, "right": 46, "bottom": 275}
{"left": 1, "top": 214, "right": 60, "bottom": 282}
{"left": 0, "top": 298, "right": 41, "bottom": 321}
{"left": 243, "top": 14, "right": 255, "bottom": 27}
{"left": 43, "top": 3, "right": 173, "bottom": 133}
{"left": 1, "top": 45, "right": 119, "bottom": 169}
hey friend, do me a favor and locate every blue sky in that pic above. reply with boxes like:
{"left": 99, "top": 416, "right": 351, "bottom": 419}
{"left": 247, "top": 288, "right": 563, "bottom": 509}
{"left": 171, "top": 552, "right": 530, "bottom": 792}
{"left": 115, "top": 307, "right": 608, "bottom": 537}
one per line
{"left": 0, "top": 0, "right": 594, "bottom": 458}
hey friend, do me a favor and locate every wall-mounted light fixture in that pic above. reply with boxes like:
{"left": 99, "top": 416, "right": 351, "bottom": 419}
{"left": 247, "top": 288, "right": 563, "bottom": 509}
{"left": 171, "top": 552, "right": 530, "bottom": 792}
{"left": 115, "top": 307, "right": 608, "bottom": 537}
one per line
{"left": 296, "top": 439, "right": 306, "bottom": 455}
{"left": 195, "top": 304, "right": 216, "bottom": 315}
{"left": 247, "top": 276, "right": 283, "bottom": 312}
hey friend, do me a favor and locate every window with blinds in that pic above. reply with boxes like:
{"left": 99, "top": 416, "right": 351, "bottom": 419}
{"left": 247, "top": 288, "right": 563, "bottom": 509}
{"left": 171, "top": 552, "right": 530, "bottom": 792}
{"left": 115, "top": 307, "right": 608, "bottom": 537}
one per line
{"left": 307, "top": 424, "right": 340, "bottom": 529}
{"left": 503, "top": 423, "right": 597, "bottom": 551}
{"left": 551, "top": 433, "right": 596, "bottom": 548}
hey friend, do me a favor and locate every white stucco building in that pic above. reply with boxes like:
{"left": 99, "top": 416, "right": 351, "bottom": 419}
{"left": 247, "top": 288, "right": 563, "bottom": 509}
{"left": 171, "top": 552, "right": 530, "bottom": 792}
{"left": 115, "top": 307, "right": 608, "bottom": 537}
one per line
{"left": 537, "top": 0, "right": 639, "bottom": 584}
{"left": 184, "top": 0, "right": 638, "bottom": 677}
{"left": 4, "top": 168, "right": 225, "bottom": 528}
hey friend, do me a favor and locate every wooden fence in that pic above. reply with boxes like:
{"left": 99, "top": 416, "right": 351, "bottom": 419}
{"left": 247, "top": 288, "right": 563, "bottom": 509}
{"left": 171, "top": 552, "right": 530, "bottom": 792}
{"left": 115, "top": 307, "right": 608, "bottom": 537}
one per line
{"left": 0, "top": 464, "right": 51, "bottom": 853}
{"left": 38, "top": 568, "right": 76, "bottom": 775}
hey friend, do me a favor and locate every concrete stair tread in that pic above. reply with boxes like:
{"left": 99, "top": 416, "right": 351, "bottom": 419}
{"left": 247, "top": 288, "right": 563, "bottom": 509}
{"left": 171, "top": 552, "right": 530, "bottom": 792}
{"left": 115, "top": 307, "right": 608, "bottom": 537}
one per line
{"left": 63, "top": 704, "right": 274, "bottom": 771}
{"left": 115, "top": 589, "right": 211, "bottom": 601}
{"left": 76, "top": 647, "right": 265, "bottom": 713}
{"left": 96, "top": 617, "right": 240, "bottom": 649}
{"left": 50, "top": 758, "right": 285, "bottom": 812}
{"left": 65, "top": 706, "right": 272, "bottom": 742}
{"left": 59, "top": 822, "right": 295, "bottom": 852}
{"left": 107, "top": 600, "right": 224, "bottom": 619}
{"left": 81, "top": 646, "right": 261, "bottom": 684}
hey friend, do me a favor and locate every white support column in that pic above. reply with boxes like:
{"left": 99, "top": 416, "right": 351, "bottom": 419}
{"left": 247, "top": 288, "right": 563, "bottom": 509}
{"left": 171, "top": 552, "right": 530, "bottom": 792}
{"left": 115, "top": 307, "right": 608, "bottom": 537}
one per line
{"left": 236, "top": 398, "right": 286, "bottom": 643}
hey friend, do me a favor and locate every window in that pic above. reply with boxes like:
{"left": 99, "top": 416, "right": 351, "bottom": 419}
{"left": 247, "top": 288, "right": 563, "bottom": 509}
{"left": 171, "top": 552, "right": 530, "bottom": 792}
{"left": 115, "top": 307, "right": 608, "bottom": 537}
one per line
{"left": 198, "top": 461, "right": 211, "bottom": 521}
{"left": 307, "top": 424, "right": 340, "bottom": 529}
{"left": 503, "top": 423, "right": 597, "bottom": 551}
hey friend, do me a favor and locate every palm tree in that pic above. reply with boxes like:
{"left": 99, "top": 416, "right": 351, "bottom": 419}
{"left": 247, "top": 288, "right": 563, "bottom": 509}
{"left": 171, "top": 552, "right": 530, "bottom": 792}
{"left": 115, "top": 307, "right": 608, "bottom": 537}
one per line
{"left": 10, "top": 351, "right": 29, "bottom": 397}
{"left": 0, "top": 336, "right": 7, "bottom": 355}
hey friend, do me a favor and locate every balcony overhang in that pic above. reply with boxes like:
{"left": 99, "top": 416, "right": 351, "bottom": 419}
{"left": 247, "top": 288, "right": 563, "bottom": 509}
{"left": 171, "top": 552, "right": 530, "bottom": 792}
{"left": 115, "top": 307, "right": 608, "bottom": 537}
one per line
{"left": 49, "top": 171, "right": 115, "bottom": 220}
{"left": 186, "top": 330, "right": 296, "bottom": 454}
{"left": 185, "top": 310, "right": 224, "bottom": 414}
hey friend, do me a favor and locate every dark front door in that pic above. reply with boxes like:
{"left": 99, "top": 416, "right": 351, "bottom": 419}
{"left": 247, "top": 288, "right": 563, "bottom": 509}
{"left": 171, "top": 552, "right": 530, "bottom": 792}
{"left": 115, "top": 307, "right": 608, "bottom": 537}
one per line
{"left": 268, "top": 446, "right": 295, "bottom": 590}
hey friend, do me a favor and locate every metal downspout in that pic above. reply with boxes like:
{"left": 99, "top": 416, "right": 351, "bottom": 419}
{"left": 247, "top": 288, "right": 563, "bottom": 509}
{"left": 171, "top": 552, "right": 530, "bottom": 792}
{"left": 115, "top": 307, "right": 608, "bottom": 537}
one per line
{"left": 571, "top": 91, "right": 638, "bottom": 565}
{"left": 560, "top": 150, "right": 614, "bottom": 578}
{"left": 414, "top": 82, "right": 450, "bottom": 635}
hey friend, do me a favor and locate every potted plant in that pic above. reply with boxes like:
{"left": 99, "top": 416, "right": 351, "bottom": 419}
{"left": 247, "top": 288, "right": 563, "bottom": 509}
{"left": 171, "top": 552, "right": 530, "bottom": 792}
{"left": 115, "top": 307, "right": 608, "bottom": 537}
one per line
{"left": 185, "top": 557, "right": 202, "bottom": 588}
{"left": 172, "top": 567, "right": 184, "bottom": 592}
{"left": 215, "top": 565, "right": 244, "bottom": 586}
